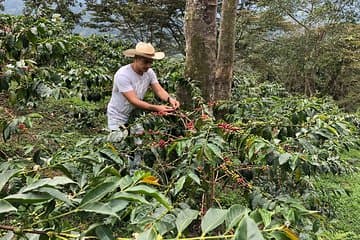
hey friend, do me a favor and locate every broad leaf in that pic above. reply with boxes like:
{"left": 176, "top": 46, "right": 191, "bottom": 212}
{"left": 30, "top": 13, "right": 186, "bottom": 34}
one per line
{"left": 111, "top": 192, "right": 149, "bottom": 204}
{"left": 37, "top": 187, "right": 73, "bottom": 206}
{"left": 108, "top": 199, "right": 129, "bottom": 212}
{"left": 99, "top": 149, "right": 123, "bottom": 165}
{"left": 0, "top": 169, "right": 20, "bottom": 192}
{"left": 0, "top": 199, "right": 17, "bottom": 214}
{"left": 20, "top": 176, "right": 75, "bottom": 193}
{"left": 95, "top": 225, "right": 115, "bottom": 240}
{"left": 201, "top": 208, "right": 227, "bottom": 236}
{"left": 80, "top": 181, "right": 119, "bottom": 206}
{"left": 278, "top": 153, "right": 292, "bottom": 165}
{"left": 176, "top": 208, "right": 199, "bottom": 236}
{"left": 234, "top": 215, "right": 264, "bottom": 240}
{"left": 174, "top": 176, "right": 186, "bottom": 196}
{"left": 225, "top": 204, "right": 247, "bottom": 233}
{"left": 126, "top": 185, "right": 171, "bottom": 209}
{"left": 5, "top": 193, "right": 51, "bottom": 203}
{"left": 78, "top": 202, "right": 119, "bottom": 218}
{"left": 137, "top": 228, "right": 157, "bottom": 240}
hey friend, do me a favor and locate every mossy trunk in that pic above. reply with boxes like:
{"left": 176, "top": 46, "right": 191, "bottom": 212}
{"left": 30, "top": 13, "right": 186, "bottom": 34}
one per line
{"left": 215, "top": 0, "right": 237, "bottom": 101}
{"left": 178, "top": 0, "right": 217, "bottom": 107}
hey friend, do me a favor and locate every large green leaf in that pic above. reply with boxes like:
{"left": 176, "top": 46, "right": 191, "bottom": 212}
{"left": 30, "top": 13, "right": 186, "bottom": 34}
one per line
{"left": 80, "top": 180, "right": 119, "bottom": 206}
{"left": 174, "top": 176, "right": 186, "bottom": 196}
{"left": 99, "top": 149, "right": 124, "bottom": 165}
{"left": 0, "top": 169, "right": 20, "bottom": 192}
{"left": 108, "top": 199, "right": 129, "bottom": 212}
{"left": 20, "top": 176, "right": 75, "bottom": 193}
{"left": 234, "top": 215, "right": 265, "bottom": 240}
{"left": 225, "top": 204, "right": 247, "bottom": 233}
{"left": 37, "top": 187, "right": 73, "bottom": 206}
{"left": 0, "top": 199, "right": 17, "bottom": 214}
{"left": 201, "top": 208, "right": 227, "bottom": 237}
{"left": 95, "top": 225, "right": 115, "bottom": 240}
{"left": 175, "top": 208, "right": 199, "bottom": 237}
{"left": 4, "top": 193, "right": 51, "bottom": 203}
{"left": 126, "top": 185, "right": 171, "bottom": 209}
{"left": 78, "top": 202, "right": 119, "bottom": 218}
{"left": 111, "top": 192, "right": 149, "bottom": 204}
{"left": 137, "top": 228, "right": 157, "bottom": 240}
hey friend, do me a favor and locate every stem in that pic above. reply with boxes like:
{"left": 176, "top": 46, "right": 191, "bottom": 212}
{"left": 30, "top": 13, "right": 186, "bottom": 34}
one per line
{"left": 31, "top": 209, "right": 78, "bottom": 227}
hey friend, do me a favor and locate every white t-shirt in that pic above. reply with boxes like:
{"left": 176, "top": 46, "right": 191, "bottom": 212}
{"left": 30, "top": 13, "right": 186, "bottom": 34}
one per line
{"left": 107, "top": 64, "right": 158, "bottom": 130}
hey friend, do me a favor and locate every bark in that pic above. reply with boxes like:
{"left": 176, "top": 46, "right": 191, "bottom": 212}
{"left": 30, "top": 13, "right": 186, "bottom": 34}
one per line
{"left": 179, "top": 0, "right": 217, "bottom": 107}
{"left": 215, "top": 0, "right": 237, "bottom": 101}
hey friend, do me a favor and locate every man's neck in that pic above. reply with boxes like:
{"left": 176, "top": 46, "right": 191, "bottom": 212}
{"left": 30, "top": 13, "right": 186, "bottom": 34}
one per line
{"left": 130, "top": 63, "right": 143, "bottom": 75}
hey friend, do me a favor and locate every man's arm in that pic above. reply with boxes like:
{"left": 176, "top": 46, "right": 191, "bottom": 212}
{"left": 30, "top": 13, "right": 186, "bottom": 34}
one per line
{"left": 122, "top": 90, "right": 174, "bottom": 112}
{"left": 151, "top": 83, "right": 180, "bottom": 109}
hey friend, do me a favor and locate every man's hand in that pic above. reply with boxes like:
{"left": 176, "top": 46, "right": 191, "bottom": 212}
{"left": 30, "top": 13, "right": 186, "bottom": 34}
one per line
{"left": 155, "top": 105, "right": 176, "bottom": 113}
{"left": 169, "top": 97, "right": 180, "bottom": 110}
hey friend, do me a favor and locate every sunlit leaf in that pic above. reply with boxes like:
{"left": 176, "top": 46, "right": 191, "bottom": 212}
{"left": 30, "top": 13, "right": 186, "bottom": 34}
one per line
{"left": 0, "top": 199, "right": 17, "bottom": 214}
{"left": 234, "top": 215, "right": 264, "bottom": 240}
{"left": 80, "top": 180, "right": 119, "bottom": 206}
{"left": 175, "top": 208, "right": 199, "bottom": 237}
{"left": 140, "top": 176, "right": 160, "bottom": 186}
{"left": 126, "top": 185, "right": 171, "bottom": 209}
{"left": 5, "top": 193, "right": 51, "bottom": 203}
{"left": 0, "top": 169, "right": 20, "bottom": 192}
{"left": 20, "top": 176, "right": 75, "bottom": 193}
{"left": 78, "top": 202, "right": 119, "bottom": 218}
{"left": 225, "top": 204, "right": 247, "bottom": 233}
{"left": 201, "top": 208, "right": 227, "bottom": 236}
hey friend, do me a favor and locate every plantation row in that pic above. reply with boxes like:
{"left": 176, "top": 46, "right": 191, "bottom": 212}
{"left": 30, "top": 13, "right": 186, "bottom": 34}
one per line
{"left": 1, "top": 14, "right": 360, "bottom": 239}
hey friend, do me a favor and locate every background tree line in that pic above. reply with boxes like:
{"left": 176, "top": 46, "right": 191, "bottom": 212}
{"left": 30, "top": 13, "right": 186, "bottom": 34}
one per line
{"left": 1, "top": 0, "right": 359, "bottom": 111}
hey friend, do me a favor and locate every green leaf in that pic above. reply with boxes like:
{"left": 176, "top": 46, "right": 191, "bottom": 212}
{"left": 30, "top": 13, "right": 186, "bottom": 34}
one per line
{"left": 188, "top": 172, "right": 201, "bottom": 185}
{"left": 176, "top": 208, "right": 199, "bottom": 237}
{"left": 78, "top": 202, "right": 119, "bottom": 218}
{"left": 278, "top": 153, "right": 292, "bottom": 165}
{"left": 0, "top": 169, "right": 20, "bottom": 192}
{"left": 201, "top": 208, "right": 227, "bottom": 237}
{"left": 80, "top": 181, "right": 119, "bottom": 206}
{"left": 111, "top": 192, "right": 149, "bottom": 204}
{"left": 137, "top": 228, "right": 157, "bottom": 240}
{"left": 225, "top": 204, "right": 247, "bottom": 233}
{"left": 207, "top": 143, "right": 223, "bottom": 159}
{"left": 99, "top": 149, "right": 123, "bottom": 165}
{"left": 0, "top": 199, "right": 17, "bottom": 214}
{"left": 108, "top": 199, "right": 129, "bottom": 212}
{"left": 234, "top": 215, "right": 265, "bottom": 240}
{"left": 174, "top": 176, "right": 186, "bottom": 196}
{"left": 258, "top": 208, "right": 274, "bottom": 229}
{"left": 95, "top": 225, "right": 115, "bottom": 240}
{"left": 37, "top": 187, "right": 73, "bottom": 206}
{"left": 20, "top": 176, "right": 75, "bottom": 193}
{"left": 126, "top": 185, "right": 171, "bottom": 209}
{"left": 5, "top": 193, "right": 51, "bottom": 203}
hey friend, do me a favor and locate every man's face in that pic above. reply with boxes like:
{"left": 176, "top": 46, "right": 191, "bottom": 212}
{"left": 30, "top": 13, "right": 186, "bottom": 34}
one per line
{"left": 134, "top": 56, "right": 153, "bottom": 73}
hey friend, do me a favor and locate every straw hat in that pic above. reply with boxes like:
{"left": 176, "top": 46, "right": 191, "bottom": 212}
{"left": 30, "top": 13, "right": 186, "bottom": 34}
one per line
{"left": 123, "top": 42, "right": 165, "bottom": 60}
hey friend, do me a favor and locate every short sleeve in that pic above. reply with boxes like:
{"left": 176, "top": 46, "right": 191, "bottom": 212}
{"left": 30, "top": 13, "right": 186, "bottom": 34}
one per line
{"left": 115, "top": 74, "right": 133, "bottom": 93}
{"left": 148, "top": 68, "right": 159, "bottom": 85}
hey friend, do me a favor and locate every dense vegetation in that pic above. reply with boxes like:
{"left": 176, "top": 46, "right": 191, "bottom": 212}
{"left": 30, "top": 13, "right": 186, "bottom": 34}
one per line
{"left": 1, "top": 14, "right": 360, "bottom": 239}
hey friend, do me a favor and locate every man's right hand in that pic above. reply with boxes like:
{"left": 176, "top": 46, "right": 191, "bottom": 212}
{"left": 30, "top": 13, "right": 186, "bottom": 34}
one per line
{"left": 155, "top": 105, "right": 176, "bottom": 113}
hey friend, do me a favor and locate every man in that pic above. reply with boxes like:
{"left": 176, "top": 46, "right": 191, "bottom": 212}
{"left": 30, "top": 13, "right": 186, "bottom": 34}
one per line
{"left": 107, "top": 42, "right": 180, "bottom": 131}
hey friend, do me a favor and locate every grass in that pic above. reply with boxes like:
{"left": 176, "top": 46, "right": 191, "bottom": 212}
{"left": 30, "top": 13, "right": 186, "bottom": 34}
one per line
{"left": 317, "top": 149, "right": 360, "bottom": 239}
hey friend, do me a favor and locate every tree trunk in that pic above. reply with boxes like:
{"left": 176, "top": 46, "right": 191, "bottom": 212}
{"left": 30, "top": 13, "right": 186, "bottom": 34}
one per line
{"left": 215, "top": 0, "right": 237, "bottom": 101}
{"left": 179, "top": 0, "right": 217, "bottom": 107}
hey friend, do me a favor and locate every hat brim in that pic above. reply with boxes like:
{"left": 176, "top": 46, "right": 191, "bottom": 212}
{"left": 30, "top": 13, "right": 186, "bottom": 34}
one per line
{"left": 123, "top": 49, "right": 165, "bottom": 60}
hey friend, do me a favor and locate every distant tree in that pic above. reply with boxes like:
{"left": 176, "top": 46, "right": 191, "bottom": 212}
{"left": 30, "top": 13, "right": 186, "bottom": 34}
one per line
{"left": 0, "top": 0, "right": 4, "bottom": 11}
{"left": 84, "top": 0, "right": 185, "bottom": 52}
{"left": 23, "top": 0, "right": 83, "bottom": 29}
{"left": 234, "top": 0, "right": 360, "bottom": 109}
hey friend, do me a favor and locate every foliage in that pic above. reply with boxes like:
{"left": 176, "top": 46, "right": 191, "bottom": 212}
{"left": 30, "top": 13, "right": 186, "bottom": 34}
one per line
{"left": 235, "top": 0, "right": 360, "bottom": 111}
{"left": 84, "top": 0, "right": 186, "bottom": 52}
